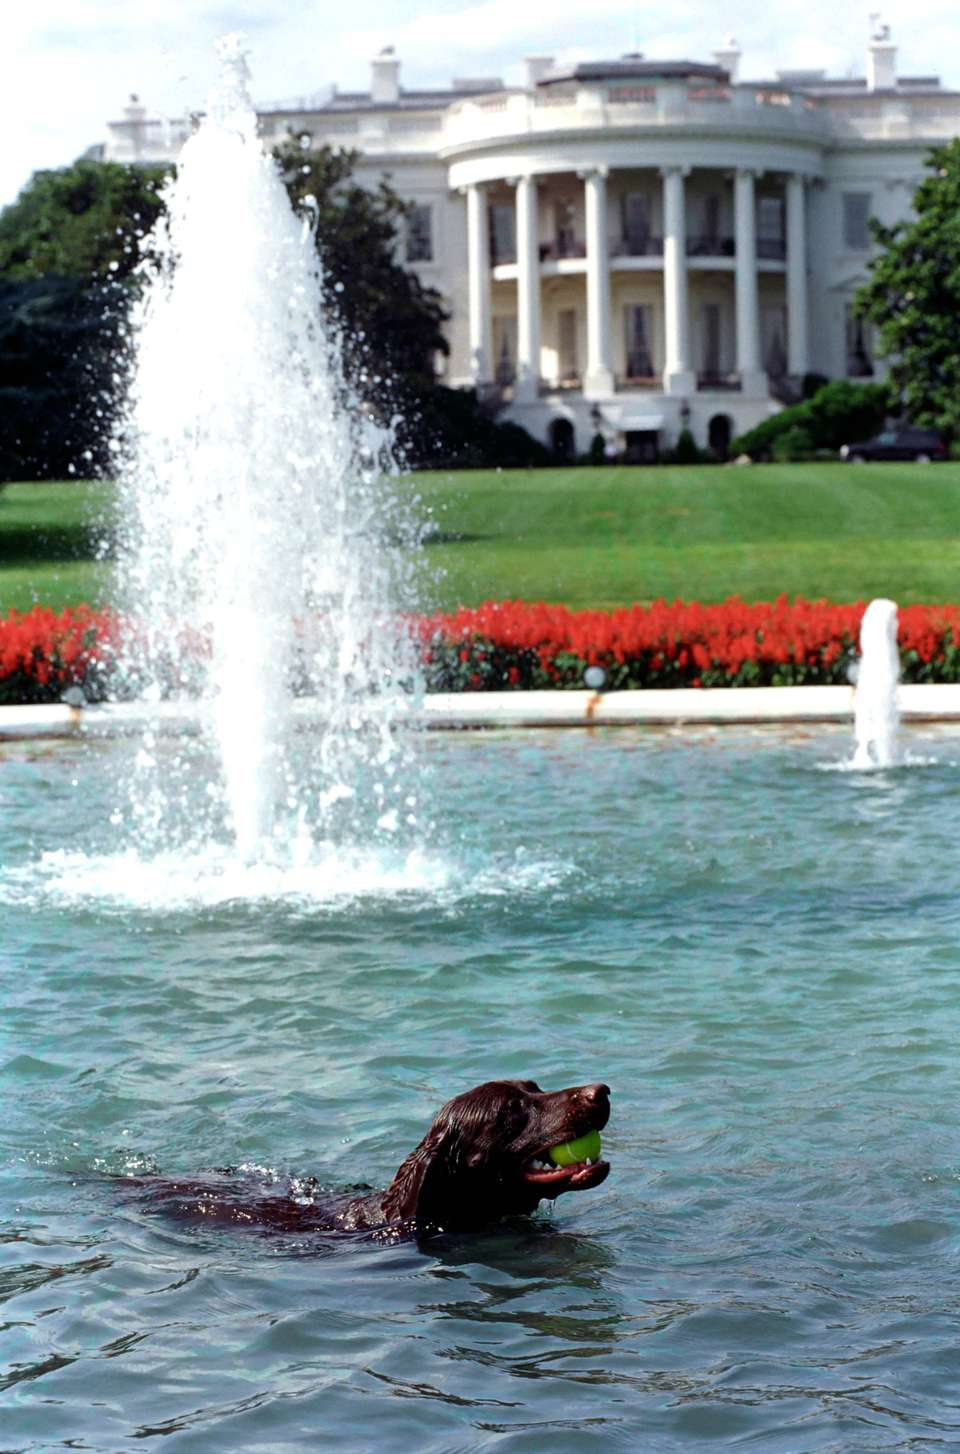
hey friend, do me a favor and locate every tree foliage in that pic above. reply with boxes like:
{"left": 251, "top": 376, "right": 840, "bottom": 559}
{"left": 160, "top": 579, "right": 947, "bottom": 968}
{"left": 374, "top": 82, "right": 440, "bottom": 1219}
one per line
{"left": 273, "top": 138, "right": 447, "bottom": 390}
{"left": 731, "top": 380, "right": 890, "bottom": 459}
{"left": 855, "top": 139, "right": 960, "bottom": 440}
{"left": 0, "top": 160, "right": 167, "bottom": 282}
{"left": 0, "top": 142, "right": 541, "bottom": 479}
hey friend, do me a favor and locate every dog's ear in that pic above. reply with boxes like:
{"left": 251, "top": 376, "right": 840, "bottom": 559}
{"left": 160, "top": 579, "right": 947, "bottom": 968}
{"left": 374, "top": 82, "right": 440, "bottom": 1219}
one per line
{"left": 381, "top": 1118, "right": 463, "bottom": 1224}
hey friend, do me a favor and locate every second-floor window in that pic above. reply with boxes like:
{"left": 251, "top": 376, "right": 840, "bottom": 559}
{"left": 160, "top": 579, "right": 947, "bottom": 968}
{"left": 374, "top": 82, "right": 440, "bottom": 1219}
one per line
{"left": 758, "top": 196, "right": 785, "bottom": 258}
{"left": 489, "top": 203, "right": 516, "bottom": 264}
{"left": 621, "top": 192, "right": 651, "bottom": 255}
{"left": 842, "top": 192, "right": 872, "bottom": 251}
{"left": 405, "top": 203, "right": 433, "bottom": 263}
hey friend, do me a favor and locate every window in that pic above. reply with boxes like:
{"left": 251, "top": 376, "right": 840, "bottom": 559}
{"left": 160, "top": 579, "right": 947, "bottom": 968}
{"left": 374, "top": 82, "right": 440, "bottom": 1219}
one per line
{"left": 761, "top": 305, "right": 788, "bottom": 379}
{"left": 703, "top": 194, "right": 721, "bottom": 246}
{"left": 492, "top": 316, "right": 517, "bottom": 385}
{"left": 624, "top": 305, "right": 654, "bottom": 379}
{"left": 557, "top": 308, "right": 579, "bottom": 383}
{"left": 758, "top": 197, "right": 784, "bottom": 241}
{"left": 489, "top": 203, "right": 516, "bottom": 264}
{"left": 553, "top": 199, "right": 577, "bottom": 257}
{"left": 757, "top": 196, "right": 785, "bottom": 259}
{"left": 842, "top": 192, "right": 872, "bottom": 251}
{"left": 701, "top": 303, "right": 722, "bottom": 378}
{"left": 405, "top": 203, "right": 433, "bottom": 263}
{"left": 620, "top": 192, "right": 651, "bottom": 255}
{"left": 845, "top": 304, "right": 874, "bottom": 376}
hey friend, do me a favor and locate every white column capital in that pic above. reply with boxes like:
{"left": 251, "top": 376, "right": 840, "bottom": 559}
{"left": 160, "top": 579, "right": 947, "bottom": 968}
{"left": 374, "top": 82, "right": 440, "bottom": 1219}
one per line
{"left": 577, "top": 164, "right": 609, "bottom": 181}
{"left": 659, "top": 164, "right": 691, "bottom": 179}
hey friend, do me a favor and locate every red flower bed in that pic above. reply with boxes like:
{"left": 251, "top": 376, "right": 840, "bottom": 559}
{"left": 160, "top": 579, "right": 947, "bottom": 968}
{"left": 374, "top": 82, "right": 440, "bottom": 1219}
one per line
{"left": 0, "top": 606, "right": 121, "bottom": 704}
{"left": 4, "top": 597, "right": 960, "bottom": 704}
{"left": 421, "top": 597, "right": 960, "bottom": 691}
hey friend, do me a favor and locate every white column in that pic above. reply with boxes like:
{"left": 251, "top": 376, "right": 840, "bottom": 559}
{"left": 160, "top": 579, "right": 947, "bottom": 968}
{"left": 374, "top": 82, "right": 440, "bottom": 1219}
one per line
{"left": 734, "top": 168, "right": 765, "bottom": 394}
{"left": 661, "top": 166, "right": 695, "bottom": 395}
{"left": 465, "top": 183, "right": 492, "bottom": 385}
{"left": 786, "top": 172, "right": 809, "bottom": 379}
{"left": 514, "top": 174, "right": 541, "bottom": 404}
{"left": 582, "top": 167, "right": 614, "bottom": 396}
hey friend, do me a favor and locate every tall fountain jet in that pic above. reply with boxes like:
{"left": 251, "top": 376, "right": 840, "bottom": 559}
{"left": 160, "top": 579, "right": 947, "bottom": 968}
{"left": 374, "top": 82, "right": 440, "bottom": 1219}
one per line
{"left": 852, "top": 598, "right": 901, "bottom": 770}
{"left": 114, "top": 36, "right": 419, "bottom": 863}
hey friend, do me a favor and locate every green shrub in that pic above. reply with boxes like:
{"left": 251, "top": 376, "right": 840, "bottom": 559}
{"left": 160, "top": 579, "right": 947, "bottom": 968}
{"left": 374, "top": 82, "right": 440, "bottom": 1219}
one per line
{"left": 730, "top": 379, "right": 891, "bottom": 460}
{"left": 588, "top": 432, "right": 606, "bottom": 465}
{"left": 772, "top": 425, "right": 816, "bottom": 461}
{"left": 672, "top": 427, "right": 702, "bottom": 464}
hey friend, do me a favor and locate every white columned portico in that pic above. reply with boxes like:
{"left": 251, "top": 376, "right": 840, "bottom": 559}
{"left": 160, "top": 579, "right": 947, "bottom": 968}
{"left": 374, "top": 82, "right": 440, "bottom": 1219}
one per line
{"left": 514, "top": 174, "right": 541, "bottom": 404}
{"left": 661, "top": 165, "right": 695, "bottom": 395}
{"left": 786, "top": 172, "right": 809, "bottom": 379}
{"left": 581, "top": 166, "right": 614, "bottom": 396}
{"left": 734, "top": 168, "right": 765, "bottom": 395}
{"left": 465, "top": 183, "right": 493, "bottom": 384}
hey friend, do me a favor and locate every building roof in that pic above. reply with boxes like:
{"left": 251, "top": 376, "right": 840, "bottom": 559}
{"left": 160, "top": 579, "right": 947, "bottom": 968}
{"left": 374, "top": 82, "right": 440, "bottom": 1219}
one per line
{"left": 538, "top": 58, "right": 730, "bottom": 86}
{"left": 260, "top": 81, "right": 505, "bottom": 117}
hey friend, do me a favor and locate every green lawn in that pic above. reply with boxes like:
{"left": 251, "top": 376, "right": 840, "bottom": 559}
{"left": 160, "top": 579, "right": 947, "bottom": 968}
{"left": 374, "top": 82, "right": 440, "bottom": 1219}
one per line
{"left": 412, "top": 463, "right": 960, "bottom": 610}
{"left": 3, "top": 464, "right": 960, "bottom": 613}
{"left": 0, "top": 480, "right": 119, "bottom": 613}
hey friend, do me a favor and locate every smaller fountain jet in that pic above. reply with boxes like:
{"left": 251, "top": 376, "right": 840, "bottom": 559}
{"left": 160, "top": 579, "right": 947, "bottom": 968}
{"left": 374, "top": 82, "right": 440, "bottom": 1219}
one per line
{"left": 852, "top": 597, "right": 901, "bottom": 769}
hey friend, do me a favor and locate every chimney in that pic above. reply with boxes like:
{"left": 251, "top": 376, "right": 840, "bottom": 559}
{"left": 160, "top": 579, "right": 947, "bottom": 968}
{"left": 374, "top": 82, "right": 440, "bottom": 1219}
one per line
{"left": 524, "top": 55, "right": 555, "bottom": 89}
{"left": 371, "top": 46, "right": 400, "bottom": 104}
{"left": 124, "top": 94, "right": 148, "bottom": 158}
{"left": 867, "top": 20, "right": 897, "bottom": 90}
{"left": 713, "top": 36, "right": 741, "bottom": 84}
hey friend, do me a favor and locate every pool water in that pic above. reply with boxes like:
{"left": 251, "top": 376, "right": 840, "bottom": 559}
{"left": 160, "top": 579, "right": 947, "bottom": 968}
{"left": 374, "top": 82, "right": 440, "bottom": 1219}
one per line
{"left": 3, "top": 724, "right": 960, "bottom": 1451}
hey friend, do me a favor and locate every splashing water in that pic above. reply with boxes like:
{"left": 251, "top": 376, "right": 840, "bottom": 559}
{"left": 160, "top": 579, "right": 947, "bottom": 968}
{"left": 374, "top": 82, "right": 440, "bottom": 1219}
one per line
{"left": 112, "top": 36, "right": 423, "bottom": 866}
{"left": 852, "top": 598, "right": 901, "bottom": 770}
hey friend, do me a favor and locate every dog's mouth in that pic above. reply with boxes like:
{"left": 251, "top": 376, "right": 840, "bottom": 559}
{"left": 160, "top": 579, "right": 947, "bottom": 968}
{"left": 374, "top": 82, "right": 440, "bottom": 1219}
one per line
{"left": 521, "top": 1128, "right": 610, "bottom": 1194}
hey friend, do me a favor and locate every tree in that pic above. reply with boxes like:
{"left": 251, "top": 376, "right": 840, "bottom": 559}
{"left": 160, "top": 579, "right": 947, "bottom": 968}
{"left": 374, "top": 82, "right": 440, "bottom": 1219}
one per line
{"left": 0, "top": 160, "right": 166, "bottom": 480}
{"left": 272, "top": 139, "right": 448, "bottom": 391}
{"left": 0, "top": 141, "right": 541, "bottom": 478}
{"left": 731, "top": 379, "right": 890, "bottom": 459}
{"left": 855, "top": 139, "right": 960, "bottom": 440}
{"left": 0, "top": 160, "right": 168, "bottom": 282}
{"left": 0, "top": 276, "right": 125, "bottom": 480}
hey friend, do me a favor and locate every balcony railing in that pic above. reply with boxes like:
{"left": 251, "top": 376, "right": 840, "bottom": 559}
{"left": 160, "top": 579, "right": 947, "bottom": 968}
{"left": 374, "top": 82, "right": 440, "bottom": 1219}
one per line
{"left": 490, "top": 234, "right": 788, "bottom": 269}
{"left": 686, "top": 234, "right": 735, "bottom": 257}
{"left": 611, "top": 235, "right": 664, "bottom": 258}
{"left": 539, "top": 237, "right": 587, "bottom": 260}
{"left": 697, "top": 371, "right": 741, "bottom": 391}
{"left": 618, "top": 370, "right": 660, "bottom": 390}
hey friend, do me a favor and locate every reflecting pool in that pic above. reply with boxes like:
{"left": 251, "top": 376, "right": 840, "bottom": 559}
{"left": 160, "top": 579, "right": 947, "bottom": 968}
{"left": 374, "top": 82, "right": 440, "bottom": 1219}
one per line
{"left": 3, "top": 724, "right": 960, "bottom": 1451}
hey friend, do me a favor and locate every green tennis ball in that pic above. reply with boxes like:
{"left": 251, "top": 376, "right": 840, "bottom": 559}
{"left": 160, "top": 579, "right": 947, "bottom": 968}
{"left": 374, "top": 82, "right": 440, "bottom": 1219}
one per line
{"left": 548, "top": 1129, "right": 602, "bottom": 1167}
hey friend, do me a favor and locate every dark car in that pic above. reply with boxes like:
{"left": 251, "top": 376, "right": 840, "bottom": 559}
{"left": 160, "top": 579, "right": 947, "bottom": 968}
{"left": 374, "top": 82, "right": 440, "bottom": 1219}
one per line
{"left": 840, "top": 427, "right": 946, "bottom": 462}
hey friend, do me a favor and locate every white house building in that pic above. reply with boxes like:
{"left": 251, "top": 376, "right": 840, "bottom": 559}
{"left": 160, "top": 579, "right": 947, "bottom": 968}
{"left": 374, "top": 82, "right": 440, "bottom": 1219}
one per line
{"left": 102, "top": 24, "right": 960, "bottom": 458}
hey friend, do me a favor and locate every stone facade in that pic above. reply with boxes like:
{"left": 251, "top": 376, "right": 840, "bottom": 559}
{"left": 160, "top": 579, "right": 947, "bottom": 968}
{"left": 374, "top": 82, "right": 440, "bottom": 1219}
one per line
{"left": 103, "top": 25, "right": 960, "bottom": 456}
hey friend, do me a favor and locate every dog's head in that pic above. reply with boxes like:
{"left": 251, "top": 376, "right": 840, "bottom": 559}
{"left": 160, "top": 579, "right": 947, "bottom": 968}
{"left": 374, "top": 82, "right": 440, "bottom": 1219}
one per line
{"left": 381, "top": 1079, "right": 611, "bottom": 1230}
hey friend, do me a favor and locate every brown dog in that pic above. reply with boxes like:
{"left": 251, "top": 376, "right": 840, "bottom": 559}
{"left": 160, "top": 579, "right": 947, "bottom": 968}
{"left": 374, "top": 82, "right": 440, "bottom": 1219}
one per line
{"left": 128, "top": 1079, "right": 611, "bottom": 1237}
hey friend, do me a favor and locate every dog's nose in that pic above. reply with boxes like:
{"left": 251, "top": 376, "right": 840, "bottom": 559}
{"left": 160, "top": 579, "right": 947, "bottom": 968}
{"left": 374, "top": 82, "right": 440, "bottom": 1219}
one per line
{"left": 581, "top": 1083, "right": 610, "bottom": 1108}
